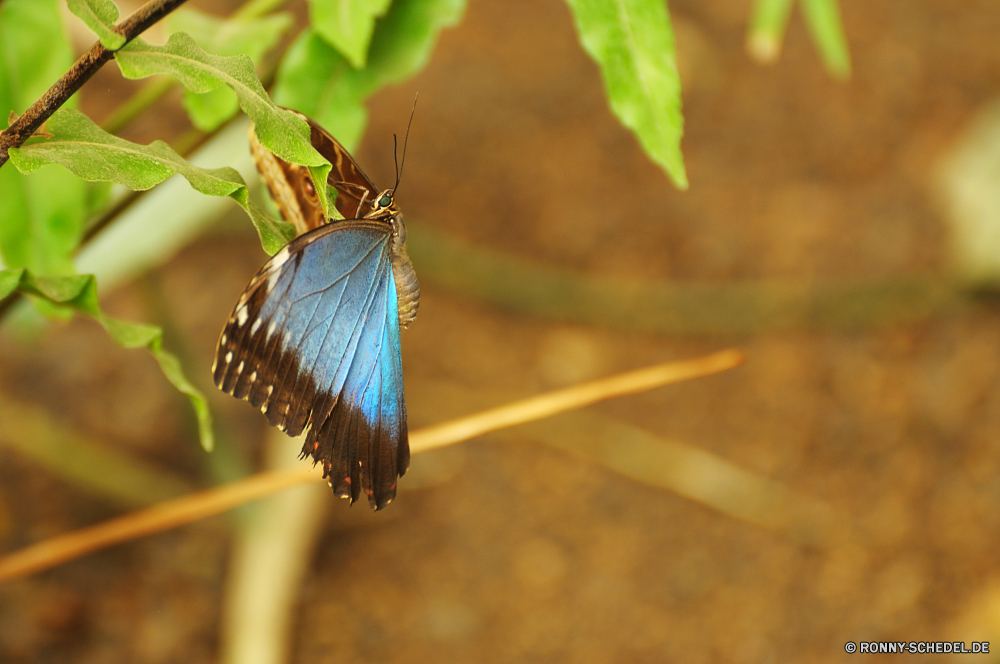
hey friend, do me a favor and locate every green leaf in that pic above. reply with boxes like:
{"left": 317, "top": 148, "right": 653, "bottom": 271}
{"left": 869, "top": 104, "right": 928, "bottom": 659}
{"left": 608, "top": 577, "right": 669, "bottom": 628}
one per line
{"left": 114, "top": 32, "right": 332, "bottom": 215}
{"left": 746, "top": 0, "right": 794, "bottom": 63}
{"left": 273, "top": 0, "right": 466, "bottom": 150}
{"left": 8, "top": 108, "right": 295, "bottom": 255}
{"left": 308, "top": 0, "right": 392, "bottom": 69}
{"left": 0, "top": 268, "right": 215, "bottom": 452}
{"left": 246, "top": 200, "right": 296, "bottom": 255}
{"left": 0, "top": 0, "right": 85, "bottom": 276}
{"left": 800, "top": 0, "right": 851, "bottom": 80}
{"left": 11, "top": 109, "right": 243, "bottom": 192}
{"left": 166, "top": 8, "right": 294, "bottom": 131}
{"left": 66, "top": 0, "right": 126, "bottom": 50}
{"left": 565, "top": 0, "right": 687, "bottom": 189}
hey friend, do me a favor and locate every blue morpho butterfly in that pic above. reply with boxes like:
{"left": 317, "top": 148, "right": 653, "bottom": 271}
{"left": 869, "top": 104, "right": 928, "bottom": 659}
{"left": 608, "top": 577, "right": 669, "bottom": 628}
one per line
{"left": 213, "top": 110, "right": 419, "bottom": 510}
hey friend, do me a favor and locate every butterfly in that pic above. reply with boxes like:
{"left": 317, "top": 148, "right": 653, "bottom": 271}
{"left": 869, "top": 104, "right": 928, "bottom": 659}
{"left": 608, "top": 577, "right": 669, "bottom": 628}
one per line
{"left": 212, "top": 109, "right": 419, "bottom": 510}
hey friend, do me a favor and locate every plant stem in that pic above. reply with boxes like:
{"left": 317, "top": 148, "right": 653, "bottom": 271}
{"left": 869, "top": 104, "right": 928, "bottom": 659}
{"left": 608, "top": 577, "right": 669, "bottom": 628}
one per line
{"left": 0, "top": 0, "right": 190, "bottom": 167}
{"left": 101, "top": 77, "right": 177, "bottom": 135}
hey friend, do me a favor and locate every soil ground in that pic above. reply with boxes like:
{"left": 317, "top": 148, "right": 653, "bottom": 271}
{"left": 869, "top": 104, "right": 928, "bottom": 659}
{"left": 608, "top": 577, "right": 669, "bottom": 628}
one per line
{"left": 3, "top": 0, "right": 1000, "bottom": 662}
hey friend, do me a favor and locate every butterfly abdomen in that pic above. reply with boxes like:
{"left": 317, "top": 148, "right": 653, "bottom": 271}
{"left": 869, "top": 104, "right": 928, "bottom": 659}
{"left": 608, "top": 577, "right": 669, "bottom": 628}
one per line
{"left": 390, "top": 216, "right": 420, "bottom": 329}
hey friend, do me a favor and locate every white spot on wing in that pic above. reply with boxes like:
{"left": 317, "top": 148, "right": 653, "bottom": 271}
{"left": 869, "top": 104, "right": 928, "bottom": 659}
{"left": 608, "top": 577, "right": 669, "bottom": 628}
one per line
{"left": 271, "top": 247, "right": 290, "bottom": 268}
{"left": 221, "top": 334, "right": 227, "bottom": 345}
{"left": 266, "top": 249, "right": 290, "bottom": 291}
{"left": 250, "top": 371, "right": 257, "bottom": 382}
{"left": 237, "top": 307, "right": 249, "bottom": 326}
{"left": 251, "top": 318, "right": 262, "bottom": 334}
{"left": 267, "top": 321, "right": 276, "bottom": 338}
{"left": 237, "top": 361, "right": 244, "bottom": 374}
{"left": 225, "top": 351, "right": 233, "bottom": 363}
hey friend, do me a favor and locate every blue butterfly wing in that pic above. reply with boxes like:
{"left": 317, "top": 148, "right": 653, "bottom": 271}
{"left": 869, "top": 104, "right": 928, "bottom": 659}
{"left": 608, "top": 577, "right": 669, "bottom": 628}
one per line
{"left": 316, "top": 268, "right": 409, "bottom": 508}
{"left": 213, "top": 220, "right": 409, "bottom": 509}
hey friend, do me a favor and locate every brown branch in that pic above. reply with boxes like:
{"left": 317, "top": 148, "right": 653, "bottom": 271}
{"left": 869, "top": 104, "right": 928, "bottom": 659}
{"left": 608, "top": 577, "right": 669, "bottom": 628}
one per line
{"left": 0, "top": 0, "right": 190, "bottom": 168}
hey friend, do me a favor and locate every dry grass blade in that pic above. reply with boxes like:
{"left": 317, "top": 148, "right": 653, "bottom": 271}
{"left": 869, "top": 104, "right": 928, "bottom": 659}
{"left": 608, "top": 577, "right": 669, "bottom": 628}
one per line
{"left": 0, "top": 467, "right": 318, "bottom": 583}
{"left": 409, "top": 349, "right": 745, "bottom": 453}
{"left": 0, "top": 349, "right": 744, "bottom": 582}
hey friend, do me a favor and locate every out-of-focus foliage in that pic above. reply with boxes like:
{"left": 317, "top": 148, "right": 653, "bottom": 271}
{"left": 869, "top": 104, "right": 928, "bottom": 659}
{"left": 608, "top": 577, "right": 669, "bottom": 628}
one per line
{"left": 406, "top": 221, "right": 955, "bottom": 334}
{"left": 273, "top": 0, "right": 466, "bottom": 151}
{"left": 308, "top": 0, "right": 392, "bottom": 69}
{"left": 0, "top": 397, "right": 194, "bottom": 507}
{"left": 799, "top": 0, "right": 851, "bottom": 79}
{"left": 746, "top": 0, "right": 795, "bottom": 62}
{"left": 747, "top": 0, "right": 850, "bottom": 78}
{"left": 0, "top": 0, "right": 85, "bottom": 277}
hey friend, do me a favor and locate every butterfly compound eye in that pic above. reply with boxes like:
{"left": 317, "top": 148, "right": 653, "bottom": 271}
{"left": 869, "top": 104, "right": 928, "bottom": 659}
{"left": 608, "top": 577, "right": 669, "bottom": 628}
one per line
{"left": 379, "top": 194, "right": 392, "bottom": 208}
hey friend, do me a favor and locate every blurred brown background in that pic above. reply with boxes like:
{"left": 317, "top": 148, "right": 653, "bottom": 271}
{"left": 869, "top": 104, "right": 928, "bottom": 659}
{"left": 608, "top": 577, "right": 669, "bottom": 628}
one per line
{"left": 3, "top": 0, "right": 1000, "bottom": 662}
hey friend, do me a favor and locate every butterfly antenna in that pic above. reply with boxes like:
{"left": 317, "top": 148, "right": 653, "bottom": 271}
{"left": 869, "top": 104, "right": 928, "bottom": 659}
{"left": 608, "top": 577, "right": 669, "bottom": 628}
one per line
{"left": 393, "top": 133, "right": 400, "bottom": 192}
{"left": 393, "top": 93, "right": 418, "bottom": 194}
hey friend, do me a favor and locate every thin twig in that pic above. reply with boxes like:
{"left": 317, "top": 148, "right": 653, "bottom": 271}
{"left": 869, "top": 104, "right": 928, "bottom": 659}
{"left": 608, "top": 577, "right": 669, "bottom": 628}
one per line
{"left": 0, "top": 0, "right": 190, "bottom": 168}
{"left": 0, "top": 467, "right": 318, "bottom": 583}
{"left": 0, "top": 350, "right": 745, "bottom": 582}
{"left": 409, "top": 349, "right": 746, "bottom": 453}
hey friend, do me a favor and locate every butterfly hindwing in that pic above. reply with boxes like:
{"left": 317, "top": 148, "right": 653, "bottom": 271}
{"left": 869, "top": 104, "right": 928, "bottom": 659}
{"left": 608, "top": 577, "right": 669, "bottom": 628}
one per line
{"left": 213, "top": 219, "right": 409, "bottom": 509}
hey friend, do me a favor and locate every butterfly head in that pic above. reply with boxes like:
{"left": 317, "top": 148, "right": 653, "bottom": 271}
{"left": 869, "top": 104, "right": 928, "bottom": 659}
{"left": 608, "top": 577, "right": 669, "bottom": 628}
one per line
{"left": 366, "top": 188, "right": 399, "bottom": 218}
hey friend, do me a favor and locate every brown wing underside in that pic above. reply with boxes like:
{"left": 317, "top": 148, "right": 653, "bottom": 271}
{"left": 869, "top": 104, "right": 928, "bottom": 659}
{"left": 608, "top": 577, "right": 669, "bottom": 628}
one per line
{"left": 248, "top": 111, "right": 382, "bottom": 235}
{"left": 303, "top": 115, "right": 381, "bottom": 219}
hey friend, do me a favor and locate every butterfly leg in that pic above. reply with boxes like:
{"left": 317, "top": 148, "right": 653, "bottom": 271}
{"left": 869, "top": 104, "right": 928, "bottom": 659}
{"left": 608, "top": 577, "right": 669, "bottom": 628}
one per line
{"left": 355, "top": 190, "right": 369, "bottom": 219}
{"left": 331, "top": 180, "right": 372, "bottom": 219}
